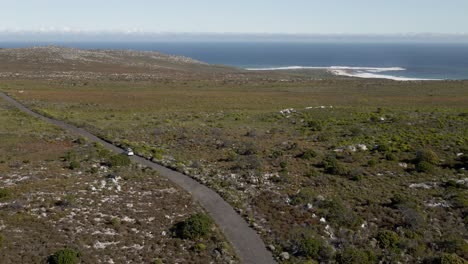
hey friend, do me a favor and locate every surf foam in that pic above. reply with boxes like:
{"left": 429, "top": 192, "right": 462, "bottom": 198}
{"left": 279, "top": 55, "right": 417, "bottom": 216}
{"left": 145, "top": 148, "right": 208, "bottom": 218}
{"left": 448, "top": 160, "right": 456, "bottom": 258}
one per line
{"left": 246, "top": 66, "right": 440, "bottom": 81}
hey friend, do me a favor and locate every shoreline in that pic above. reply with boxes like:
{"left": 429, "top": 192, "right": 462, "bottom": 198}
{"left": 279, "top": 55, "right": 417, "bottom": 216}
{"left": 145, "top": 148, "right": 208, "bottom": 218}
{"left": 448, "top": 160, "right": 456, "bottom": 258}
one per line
{"left": 246, "top": 66, "right": 442, "bottom": 81}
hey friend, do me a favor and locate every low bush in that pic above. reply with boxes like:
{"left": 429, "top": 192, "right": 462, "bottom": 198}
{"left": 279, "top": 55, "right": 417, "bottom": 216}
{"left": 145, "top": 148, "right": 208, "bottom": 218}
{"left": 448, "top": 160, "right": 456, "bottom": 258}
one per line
{"left": 63, "top": 150, "right": 77, "bottom": 162}
{"left": 304, "top": 120, "right": 323, "bottom": 131}
{"left": 290, "top": 229, "right": 333, "bottom": 262}
{"left": 377, "top": 230, "right": 400, "bottom": 250}
{"left": 416, "top": 149, "right": 439, "bottom": 165}
{"left": 108, "top": 154, "right": 131, "bottom": 167}
{"left": 317, "top": 199, "right": 361, "bottom": 229}
{"left": 299, "top": 149, "right": 317, "bottom": 160}
{"left": 385, "top": 152, "right": 398, "bottom": 161}
{"left": 322, "top": 155, "right": 348, "bottom": 175}
{"left": 236, "top": 142, "right": 257, "bottom": 155}
{"left": 298, "top": 236, "right": 321, "bottom": 259}
{"left": 440, "top": 253, "right": 466, "bottom": 264}
{"left": 48, "top": 248, "right": 80, "bottom": 264}
{"left": 68, "top": 161, "right": 80, "bottom": 170}
{"left": 336, "top": 247, "right": 376, "bottom": 264}
{"left": 75, "top": 136, "right": 87, "bottom": 145}
{"left": 437, "top": 238, "right": 468, "bottom": 259}
{"left": 451, "top": 193, "right": 468, "bottom": 209}
{"left": 172, "top": 213, "right": 213, "bottom": 240}
{"left": 367, "top": 158, "right": 378, "bottom": 167}
{"left": 0, "top": 188, "right": 12, "bottom": 200}
{"left": 416, "top": 161, "right": 434, "bottom": 173}
{"left": 194, "top": 243, "right": 207, "bottom": 252}
{"left": 291, "top": 187, "right": 317, "bottom": 206}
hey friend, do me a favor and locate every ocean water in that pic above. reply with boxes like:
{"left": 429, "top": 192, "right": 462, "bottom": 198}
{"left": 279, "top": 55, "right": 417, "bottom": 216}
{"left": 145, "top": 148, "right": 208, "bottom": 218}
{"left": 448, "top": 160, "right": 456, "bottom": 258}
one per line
{"left": 2, "top": 42, "right": 468, "bottom": 80}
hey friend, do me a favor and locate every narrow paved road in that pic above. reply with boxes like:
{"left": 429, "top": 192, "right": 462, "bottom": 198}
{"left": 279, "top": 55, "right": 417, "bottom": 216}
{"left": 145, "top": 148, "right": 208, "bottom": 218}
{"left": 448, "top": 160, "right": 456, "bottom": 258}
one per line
{"left": 0, "top": 91, "right": 275, "bottom": 264}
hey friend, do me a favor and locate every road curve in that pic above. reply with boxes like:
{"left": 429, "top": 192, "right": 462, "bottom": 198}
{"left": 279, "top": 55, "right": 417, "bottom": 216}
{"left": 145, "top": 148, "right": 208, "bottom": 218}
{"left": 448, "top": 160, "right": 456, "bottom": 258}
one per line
{"left": 0, "top": 91, "right": 275, "bottom": 264}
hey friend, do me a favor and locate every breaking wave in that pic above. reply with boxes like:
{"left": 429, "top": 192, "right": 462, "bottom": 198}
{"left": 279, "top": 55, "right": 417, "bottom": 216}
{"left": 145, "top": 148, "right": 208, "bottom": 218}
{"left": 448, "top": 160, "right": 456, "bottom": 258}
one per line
{"left": 246, "top": 66, "right": 440, "bottom": 81}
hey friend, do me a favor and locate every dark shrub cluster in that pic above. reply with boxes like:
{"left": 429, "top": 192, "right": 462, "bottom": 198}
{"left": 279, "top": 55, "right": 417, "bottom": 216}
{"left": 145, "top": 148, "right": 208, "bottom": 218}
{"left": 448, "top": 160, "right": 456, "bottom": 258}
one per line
{"left": 68, "top": 161, "right": 80, "bottom": 170}
{"left": 0, "top": 188, "right": 12, "bottom": 200}
{"left": 172, "top": 213, "right": 213, "bottom": 240}
{"left": 336, "top": 247, "right": 376, "bottom": 264}
{"left": 108, "top": 154, "right": 131, "bottom": 167}
{"left": 415, "top": 149, "right": 440, "bottom": 173}
{"left": 299, "top": 149, "right": 317, "bottom": 160}
{"left": 48, "top": 248, "right": 80, "bottom": 264}
{"left": 317, "top": 199, "right": 361, "bottom": 229}
{"left": 377, "top": 230, "right": 400, "bottom": 250}
{"left": 439, "top": 253, "right": 466, "bottom": 264}
{"left": 290, "top": 187, "right": 316, "bottom": 206}
{"left": 304, "top": 120, "right": 323, "bottom": 131}
{"left": 322, "top": 155, "right": 347, "bottom": 175}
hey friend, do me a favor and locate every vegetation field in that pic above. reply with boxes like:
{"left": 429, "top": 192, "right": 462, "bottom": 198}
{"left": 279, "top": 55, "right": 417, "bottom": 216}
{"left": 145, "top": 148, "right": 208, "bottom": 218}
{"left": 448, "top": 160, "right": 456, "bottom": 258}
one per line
{"left": 2, "top": 77, "right": 467, "bottom": 263}
{"left": 0, "top": 91, "right": 237, "bottom": 263}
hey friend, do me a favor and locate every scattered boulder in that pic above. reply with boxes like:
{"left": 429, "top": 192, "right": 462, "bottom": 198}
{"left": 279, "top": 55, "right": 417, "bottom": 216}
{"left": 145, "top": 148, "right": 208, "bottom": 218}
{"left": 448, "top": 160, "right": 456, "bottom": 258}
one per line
{"left": 280, "top": 252, "right": 290, "bottom": 260}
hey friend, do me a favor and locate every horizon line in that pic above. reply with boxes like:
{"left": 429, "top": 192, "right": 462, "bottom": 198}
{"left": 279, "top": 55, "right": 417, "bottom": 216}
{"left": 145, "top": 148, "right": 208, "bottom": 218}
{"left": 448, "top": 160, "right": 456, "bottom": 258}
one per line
{"left": 1, "top": 30, "right": 468, "bottom": 36}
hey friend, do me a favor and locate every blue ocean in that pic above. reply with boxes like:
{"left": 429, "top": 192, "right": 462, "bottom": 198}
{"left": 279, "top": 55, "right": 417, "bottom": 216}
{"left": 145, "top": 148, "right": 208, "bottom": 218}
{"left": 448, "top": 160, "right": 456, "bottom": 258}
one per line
{"left": 2, "top": 42, "right": 468, "bottom": 80}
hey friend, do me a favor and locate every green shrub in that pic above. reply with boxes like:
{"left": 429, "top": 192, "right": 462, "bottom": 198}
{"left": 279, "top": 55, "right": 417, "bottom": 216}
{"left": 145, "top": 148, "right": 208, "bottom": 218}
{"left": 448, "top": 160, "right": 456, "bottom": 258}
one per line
{"left": 438, "top": 238, "right": 468, "bottom": 260}
{"left": 108, "top": 154, "right": 131, "bottom": 167}
{"left": 317, "top": 200, "right": 361, "bottom": 229}
{"left": 298, "top": 236, "right": 321, "bottom": 258}
{"left": 377, "top": 230, "right": 400, "bottom": 250}
{"left": 385, "top": 152, "right": 398, "bottom": 161}
{"left": 0, "top": 188, "right": 12, "bottom": 200}
{"left": 416, "top": 149, "right": 439, "bottom": 165}
{"left": 305, "top": 168, "right": 320, "bottom": 178}
{"left": 305, "top": 120, "right": 323, "bottom": 131}
{"left": 172, "top": 213, "right": 213, "bottom": 240}
{"left": 150, "top": 147, "right": 164, "bottom": 160}
{"left": 299, "top": 149, "right": 317, "bottom": 160}
{"left": 440, "top": 253, "right": 466, "bottom": 264}
{"left": 451, "top": 193, "right": 468, "bottom": 209}
{"left": 48, "top": 248, "right": 80, "bottom": 264}
{"left": 416, "top": 161, "right": 434, "bottom": 173}
{"left": 63, "top": 151, "right": 76, "bottom": 162}
{"left": 68, "top": 161, "right": 80, "bottom": 170}
{"left": 75, "top": 137, "right": 87, "bottom": 145}
{"left": 225, "top": 150, "right": 238, "bottom": 162}
{"left": 153, "top": 258, "right": 163, "bottom": 264}
{"left": 376, "top": 142, "right": 392, "bottom": 152}
{"left": 290, "top": 229, "right": 333, "bottom": 262}
{"left": 336, "top": 247, "right": 376, "bottom": 264}
{"left": 194, "top": 243, "right": 207, "bottom": 252}
{"left": 347, "top": 168, "right": 364, "bottom": 181}
{"left": 291, "top": 187, "right": 317, "bottom": 205}
{"left": 322, "top": 155, "right": 347, "bottom": 175}
{"left": 367, "top": 158, "right": 378, "bottom": 167}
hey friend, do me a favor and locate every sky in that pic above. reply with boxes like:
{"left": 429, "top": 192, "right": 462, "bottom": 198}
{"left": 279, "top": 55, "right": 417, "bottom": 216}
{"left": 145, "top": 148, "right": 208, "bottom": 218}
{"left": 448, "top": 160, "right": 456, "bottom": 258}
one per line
{"left": 1, "top": 0, "right": 467, "bottom": 34}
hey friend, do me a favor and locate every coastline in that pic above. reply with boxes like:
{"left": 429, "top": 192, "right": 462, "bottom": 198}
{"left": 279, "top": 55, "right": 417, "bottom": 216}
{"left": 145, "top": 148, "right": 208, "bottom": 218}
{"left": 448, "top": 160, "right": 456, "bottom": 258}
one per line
{"left": 246, "top": 66, "right": 442, "bottom": 81}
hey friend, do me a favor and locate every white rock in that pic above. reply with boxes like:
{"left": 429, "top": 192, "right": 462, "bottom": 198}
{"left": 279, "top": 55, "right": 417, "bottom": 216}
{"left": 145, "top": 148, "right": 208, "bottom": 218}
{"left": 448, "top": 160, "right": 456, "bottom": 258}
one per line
{"left": 280, "top": 252, "right": 290, "bottom": 260}
{"left": 357, "top": 144, "right": 368, "bottom": 151}
{"left": 409, "top": 183, "right": 436, "bottom": 189}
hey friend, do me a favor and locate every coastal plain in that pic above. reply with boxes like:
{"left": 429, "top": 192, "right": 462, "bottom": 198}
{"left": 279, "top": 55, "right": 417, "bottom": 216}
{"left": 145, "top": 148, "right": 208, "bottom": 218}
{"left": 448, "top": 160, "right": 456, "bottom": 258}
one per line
{"left": 0, "top": 47, "right": 467, "bottom": 263}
